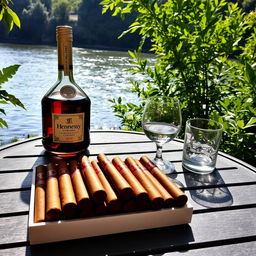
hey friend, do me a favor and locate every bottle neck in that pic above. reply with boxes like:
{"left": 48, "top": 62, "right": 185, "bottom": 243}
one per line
{"left": 57, "top": 37, "right": 73, "bottom": 77}
{"left": 57, "top": 69, "right": 75, "bottom": 84}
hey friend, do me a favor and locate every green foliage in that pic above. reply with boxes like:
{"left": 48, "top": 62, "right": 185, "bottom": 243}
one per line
{"left": 76, "top": 0, "right": 140, "bottom": 49}
{"left": 102, "top": 0, "right": 256, "bottom": 166}
{"left": 52, "top": 0, "right": 70, "bottom": 24}
{"left": 0, "top": 1, "right": 255, "bottom": 47}
{"left": 242, "top": 0, "right": 256, "bottom": 12}
{"left": 109, "top": 96, "right": 145, "bottom": 131}
{"left": 0, "top": 1, "right": 25, "bottom": 129}
{"left": 21, "top": 0, "right": 49, "bottom": 42}
{"left": 52, "top": 0, "right": 82, "bottom": 13}
{"left": 0, "top": 0, "right": 21, "bottom": 31}
{"left": 41, "top": 0, "right": 52, "bottom": 12}
{"left": 0, "top": 65, "right": 25, "bottom": 128}
{"left": 0, "top": 64, "right": 19, "bottom": 84}
{"left": 11, "top": 0, "right": 31, "bottom": 14}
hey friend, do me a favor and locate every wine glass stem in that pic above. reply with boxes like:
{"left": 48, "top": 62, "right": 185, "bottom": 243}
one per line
{"left": 155, "top": 143, "right": 163, "bottom": 161}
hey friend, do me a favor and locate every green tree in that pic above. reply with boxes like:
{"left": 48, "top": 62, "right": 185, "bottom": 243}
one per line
{"left": 102, "top": 0, "right": 256, "bottom": 165}
{"left": 21, "top": 0, "right": 49, "bottom": 42}
{"left": 242, "top": 0, "right": 256, "bottom": 12}
{"left": 41, "top": 0, "right": 52, "bottom": 13}
{"left": 77, "top": 0, "right": 140, "bottom": 49}
{"left": 52, "top": 0, "right": 70, "bottom": 25}
{"left": 70, "top": 0, "right": 82, "bottom": 12}
{"left": 12, "top": 0, "right": 31, "bottom": 15}
{"left": 227, "top": 1, "right": 256, "bottom": 12}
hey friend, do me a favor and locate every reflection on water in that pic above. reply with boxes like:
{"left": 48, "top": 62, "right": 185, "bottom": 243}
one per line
{"left": 0, "top": 43, "right": 149, "bottom": 143}
{"left": 184, "top": 169, "right": 233, "bottom": 208}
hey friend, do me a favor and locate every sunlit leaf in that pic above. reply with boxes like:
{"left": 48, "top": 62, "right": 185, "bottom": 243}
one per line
{"left": 244, "top": 117, "right": 256, "bottom": 128}
{"left": 2, "top": 9, "right": 13, "bottom": 31}
{"left": 0, "top": 65, "right": 20, "bottom": 84}
{"left": 237, "top": 120, "right": 244, "bottom": 129}
{"left": 0, "top": 118, "right": 8, "bottom": 128}
{"left": 245, "top": 62, "right": 256, "bottom": 86}
{"left": 6, "top": 7, "right": 20, "bottom": 28}
{"left": 0, "top": 108, "right": 6, "bottom": 115}
{"left": 0, "top": 7, "right": 4, "bottom": 21}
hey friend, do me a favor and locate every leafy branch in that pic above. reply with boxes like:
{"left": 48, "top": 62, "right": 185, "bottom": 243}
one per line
{"left": 0, "top": 0, "right": 20, "bottom": 31}
{"left": 101, "top": 0, "right": 256, "bottom": 166}
{"left": 0, "top": 1, "right": 24, "bottom": 130}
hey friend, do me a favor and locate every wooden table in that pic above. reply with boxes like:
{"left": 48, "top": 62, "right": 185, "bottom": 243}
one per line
{"left": 0, "top": 130, "right": 256, "bottom": 256}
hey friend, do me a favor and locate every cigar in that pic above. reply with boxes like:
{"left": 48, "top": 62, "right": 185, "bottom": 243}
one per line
{"left": 140, "top": 156, "right": 188, "bottom": 207}
{"left": 125, "top": 157, "right": 164, "bottom": 210}
{"left": 80, "top": 156, "right": 107, "bottom": 203}
{"left": 97, "top": 153, "right": 134, "bottom": 201}
{"left": 93, "top": 202, "right": 108, "bottom": 216}
{"left": 112, "top": 157, "right": 149, "bottom": 210}
{"left": 69, "top": 160, "right": 93, "bottom": 217}
{"left": 34, "top": 165, "right": 46, "bottom": 223}
{"left": 122, "top": 199, "right": 137, "bottom": 213}
{"left": 45, "top": 163, "right": 62, "bottom": 221}
{"left": 57, "top": 160, "right": 78, "bottom": 219}
{"left": 91, "top": 160, "right": 121, "bottom": 213}
{"left": 134, "top": 158, "right": 174, "bottom": 208}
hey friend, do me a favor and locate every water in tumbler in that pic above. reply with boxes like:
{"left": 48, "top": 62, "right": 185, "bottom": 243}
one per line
{"left": 182, "top": 118, "right": 223, "bottom": 174}
{"left": 183, "top": 134, "right": 217, "bottom": 174}
{"left": 144, "top": 122, "right": 180, "bottom": 145}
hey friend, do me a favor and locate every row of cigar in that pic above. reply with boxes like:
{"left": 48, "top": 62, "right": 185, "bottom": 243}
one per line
{"left": 34, "top": 154, "right": 188, "bottom": 223}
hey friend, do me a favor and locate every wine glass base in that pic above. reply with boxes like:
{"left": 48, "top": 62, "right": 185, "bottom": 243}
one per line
{"left": 153, "top": 158, "right": 175, "bottom": 174}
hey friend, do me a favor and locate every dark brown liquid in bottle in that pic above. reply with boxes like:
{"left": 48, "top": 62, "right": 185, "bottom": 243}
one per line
{"left": 42, "top": 93, "right": 90, "bottom": 156}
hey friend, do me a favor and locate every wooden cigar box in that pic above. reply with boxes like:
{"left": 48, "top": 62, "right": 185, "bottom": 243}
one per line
{"left": 28, "top": 166, "right": 193, "bottom": 245}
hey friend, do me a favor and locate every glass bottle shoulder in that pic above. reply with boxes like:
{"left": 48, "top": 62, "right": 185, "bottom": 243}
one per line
{"left": 43, "top": 75, "right": 90, "bottom": 102}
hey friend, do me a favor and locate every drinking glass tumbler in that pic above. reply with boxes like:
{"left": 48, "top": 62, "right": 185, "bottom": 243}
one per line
{"left": 182, "top": 118, "right": 223, "bottom": 174}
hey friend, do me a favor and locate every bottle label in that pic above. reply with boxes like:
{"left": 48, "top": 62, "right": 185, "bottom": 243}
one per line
{"left": 52, "top": 113, "right": 84, "bottom": 143}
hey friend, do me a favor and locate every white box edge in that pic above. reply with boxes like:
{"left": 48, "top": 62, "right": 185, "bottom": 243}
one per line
{"left": 29, "top": 166, "right": 193, "bottom": 245}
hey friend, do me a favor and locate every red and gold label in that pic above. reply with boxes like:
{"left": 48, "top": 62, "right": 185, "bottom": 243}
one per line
{"left": 52, "top": 113, "right": 84, "bottom": 143}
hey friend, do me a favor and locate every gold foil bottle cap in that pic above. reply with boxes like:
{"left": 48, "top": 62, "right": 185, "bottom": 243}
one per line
{"left": 56, "top": 25, "right": 73, "bottom": 41}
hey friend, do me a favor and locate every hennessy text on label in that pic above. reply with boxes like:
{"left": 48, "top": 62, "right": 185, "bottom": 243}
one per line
{"left": 52, "top": 113, "right": 85, "bottom": 143}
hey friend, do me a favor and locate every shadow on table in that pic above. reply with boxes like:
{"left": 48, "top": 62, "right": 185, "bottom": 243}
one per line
{"left": 30, "top": 224, "right": 194, "bottom": 256}
{"left": 165, "top": 166, "right": 186, "bottom": 189}
{"left": 183, "top": 168, "right": 233, "bottom": 208}
{"left": 20, "top": 152, "right": 49, "bottom": 206}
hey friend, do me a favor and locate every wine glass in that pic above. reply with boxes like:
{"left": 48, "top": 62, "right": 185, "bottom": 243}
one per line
{"left": 142, "top": 96, "right": 182, "bottom": 174}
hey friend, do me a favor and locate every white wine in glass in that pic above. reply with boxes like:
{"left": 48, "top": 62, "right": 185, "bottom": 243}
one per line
{"left": 142, "top": 96, "right": 182, "bottom": 174}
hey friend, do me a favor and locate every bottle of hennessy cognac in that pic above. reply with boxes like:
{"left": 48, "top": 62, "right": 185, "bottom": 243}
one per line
{"left": 41, "top": 26, "right": 91, "bottom": 156}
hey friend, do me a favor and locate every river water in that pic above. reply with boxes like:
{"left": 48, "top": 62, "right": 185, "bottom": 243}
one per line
{"left": 0, "top": 43, "right": 144, "bottom": 144}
